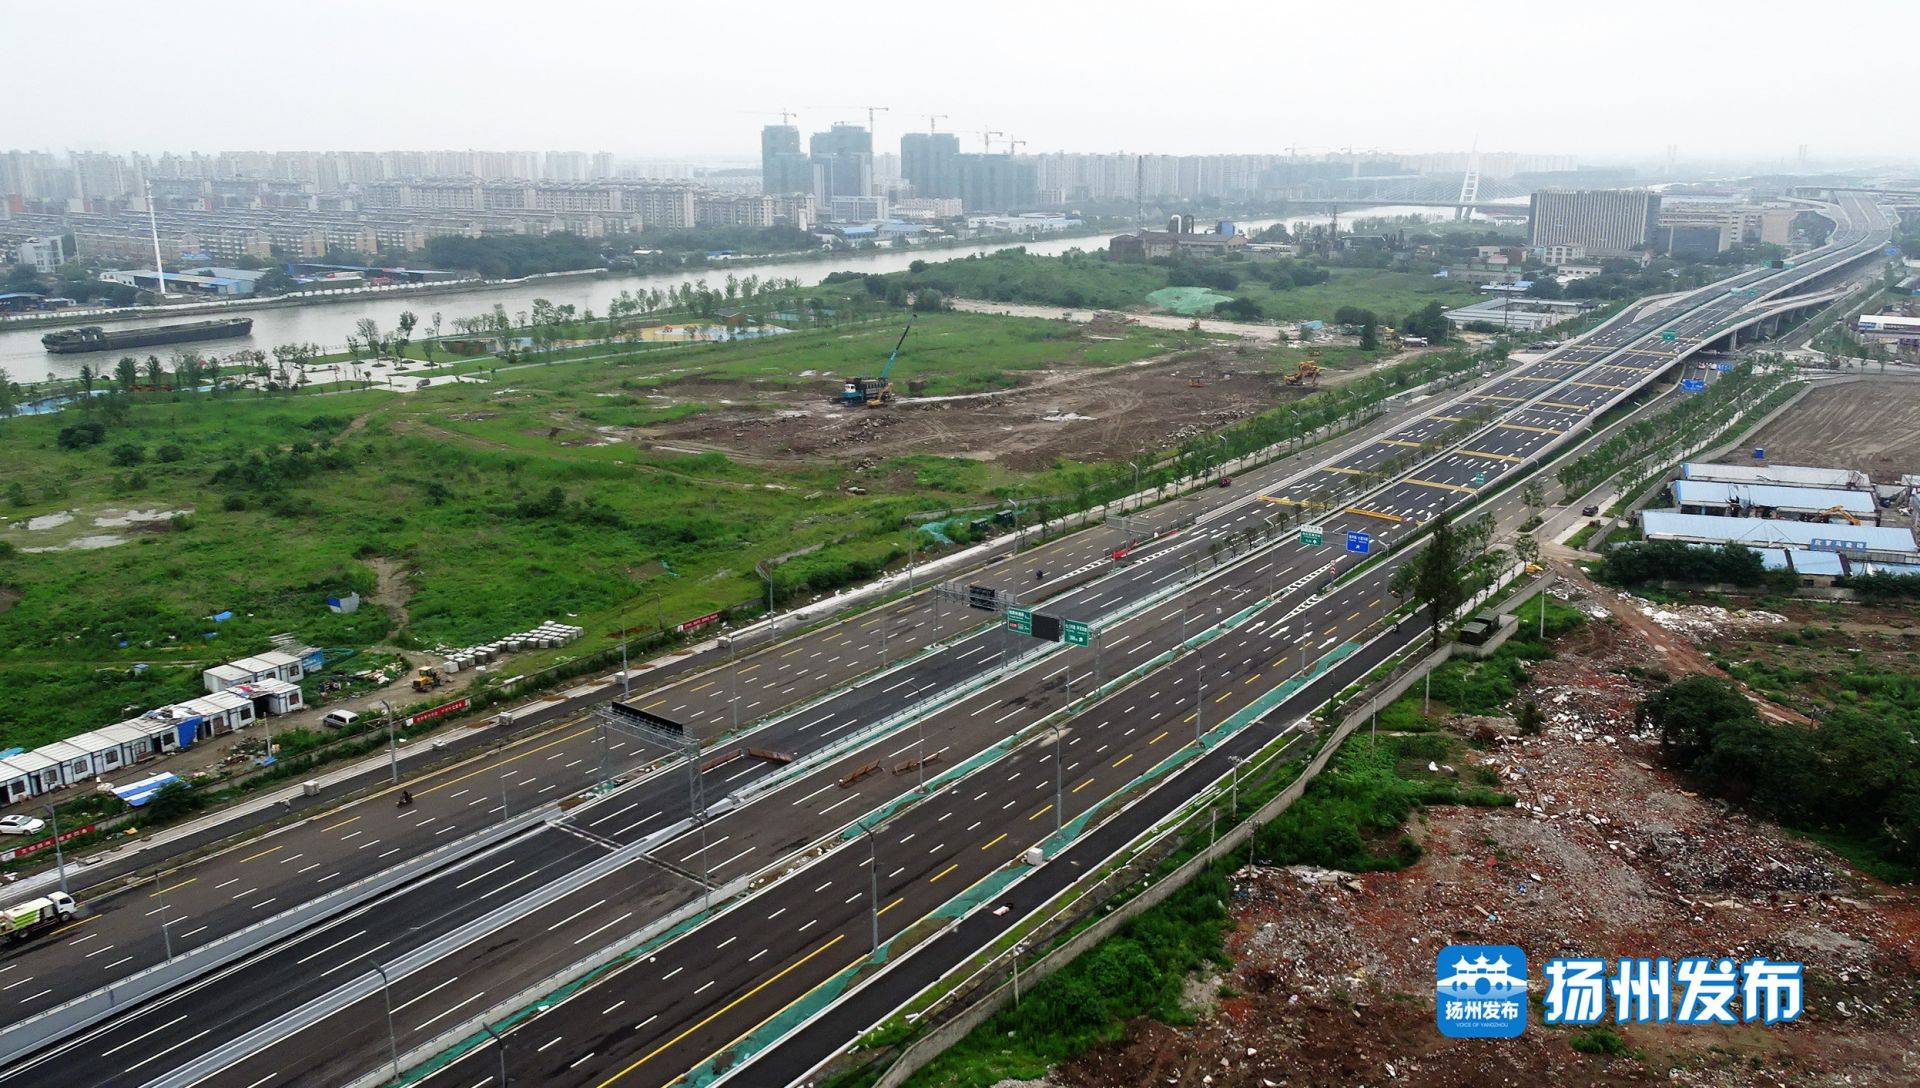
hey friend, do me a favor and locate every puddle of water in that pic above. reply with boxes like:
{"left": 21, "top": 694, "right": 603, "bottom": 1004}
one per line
{"left": 24, "top": 512, "right": 74, "bottom": 531}
{"left": 23, "top": 533, "right": 126, "bottom": 553}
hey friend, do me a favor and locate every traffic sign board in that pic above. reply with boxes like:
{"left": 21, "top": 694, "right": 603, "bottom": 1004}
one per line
{"left": 1346, "top": 530, "right": 1371, "bottom": 555}
{"left": 1660, "top": 330, "right": 1678, "bottom": 342}
{"left": 1471, "top": 471, "right": 1487, "bottom": 487}
{"left": 1713, "top": 362, "right": 1733, "bottom": 371}
{"left": 1006, "top": 606, "right": 1033, "bottom": 634}
{"left": 1063, "top": 619, "right": 1092, "bottom": 647}
{"left": 1299, "top": 523, "right": 1325, "bottom": 547}
{"left": 1680, "top": 378, "right": 1706, "bottom": 393}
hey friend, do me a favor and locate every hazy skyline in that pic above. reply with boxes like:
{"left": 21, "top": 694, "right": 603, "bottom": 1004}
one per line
{"left": 10, "top": 0, "right": 1916, "bottom": 166}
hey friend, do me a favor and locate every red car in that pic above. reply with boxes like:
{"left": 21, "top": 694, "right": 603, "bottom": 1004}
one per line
{"left": 1218, "top": 476, "right": 1233, "bottom": 488}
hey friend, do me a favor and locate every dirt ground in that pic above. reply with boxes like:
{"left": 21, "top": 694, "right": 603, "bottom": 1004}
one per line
{"left": 1720, "top": 378, "right": 1920, "bottom": 483}
{"left": 1046, "top": 583, "right": 1920, "bottom": 1088}
{"left": 635, "top": 345, "right": 1324, "bottom": 472}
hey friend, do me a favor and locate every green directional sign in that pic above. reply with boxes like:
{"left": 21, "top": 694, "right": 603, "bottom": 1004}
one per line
{"left": 1299, "top": 523, "right": 1325, "bottom": 547}
{"left": 1471, "top": 471, "right": 1487, "bottom": 487}
{"left": 1063, "top": 619, "right": 1093, "bottom": 647}
{"left": 1006, "top": 607, "right": 1033, "bottom": 635}
{"left": 1660, "top": 330, "right": 1678, "bottom": 342}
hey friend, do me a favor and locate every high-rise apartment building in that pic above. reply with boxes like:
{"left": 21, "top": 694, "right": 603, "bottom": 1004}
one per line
{"left": 808, "top": 124, "right": 873, "bottom": 202}
{"left": 760, "top": 125, "right": 811, "bottom": 196}
{"left": 900, "top": 132, "right": 961, "bottom": 199}
{"left": 1528, "top": 189, "right": 1661, "bottom": 258}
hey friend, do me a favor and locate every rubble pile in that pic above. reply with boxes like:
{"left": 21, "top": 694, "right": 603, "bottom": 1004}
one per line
{"left": 1050, "top": 585, "right": 1920, "bottom": 1088}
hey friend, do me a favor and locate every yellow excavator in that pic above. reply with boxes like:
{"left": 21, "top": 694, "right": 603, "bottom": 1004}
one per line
{"left": 411, "top": 666, "right": 444, "bottom": 693}
{"left": 1814, "top": 504, "right": 1862, "bottom": 526}
{"left": 1284, "top": 360, "right": 1322, "bottom": 386}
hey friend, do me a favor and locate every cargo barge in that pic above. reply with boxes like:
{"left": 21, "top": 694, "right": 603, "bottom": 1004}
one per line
{"left": 41, "top": 317, "right": 253, "bottom": 355}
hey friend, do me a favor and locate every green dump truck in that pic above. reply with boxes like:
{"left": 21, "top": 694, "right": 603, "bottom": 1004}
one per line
{"left": 4, "top": 892, "right": 77, "bottom": 943}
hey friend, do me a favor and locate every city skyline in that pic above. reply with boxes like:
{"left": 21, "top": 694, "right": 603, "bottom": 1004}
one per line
{"left": 9, "top": 0, "right": 1917, "bottom": 164}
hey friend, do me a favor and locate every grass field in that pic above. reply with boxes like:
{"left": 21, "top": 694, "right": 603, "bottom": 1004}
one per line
{"left": 0, "top": 312, "right": 1188, "bottom": 748}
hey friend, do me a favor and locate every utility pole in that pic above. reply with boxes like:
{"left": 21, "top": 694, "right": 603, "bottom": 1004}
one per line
{"left": 725, "top": 636, "right": 740, "bottom": 731}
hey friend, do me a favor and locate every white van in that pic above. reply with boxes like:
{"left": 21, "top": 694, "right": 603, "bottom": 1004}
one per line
{"left": 322, "top": 709, "right": 360, "bottom": 729}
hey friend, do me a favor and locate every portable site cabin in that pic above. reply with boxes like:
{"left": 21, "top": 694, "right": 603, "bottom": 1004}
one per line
{"left": 231, "top": 678, "right": 303, "bottom": 717}
{"left": 63, "top": 728, "right": 141, "bottom": 777}
{"left": 0, "top": 758, "right": 37, "bottom": 803}
{"left": 36, "top": 741, "right": 96, "bottom": 788}
{"left": 149, "top": 690, "right": 255, "bottom": 746}
{"left": 124, "top": 713, "right": 188, "bottom": 757}
{"left": 5, "top": 750, "right": 68, "bottom": 796}
{"left": 201, "top": 649, "right": 306, "bottom": 694}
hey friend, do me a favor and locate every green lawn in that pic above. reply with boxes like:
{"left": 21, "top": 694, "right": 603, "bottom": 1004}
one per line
{"left": 0, "top": 311, "right": 1186, "bottom": 748}
{"left": 1236, "top": 268, "right": 1482, "bottom": 324}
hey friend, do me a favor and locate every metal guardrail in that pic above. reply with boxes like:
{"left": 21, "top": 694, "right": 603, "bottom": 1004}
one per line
{"left": 0, "top": 804, "right": 552, "bottom": 1072}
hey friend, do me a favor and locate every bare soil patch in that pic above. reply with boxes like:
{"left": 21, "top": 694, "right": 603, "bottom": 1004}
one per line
{"left": 633, "top": 347, "right": 1320, "bottom": 472}
{"left": 1721, "top": 378, "right": 1920, "bottom": 482}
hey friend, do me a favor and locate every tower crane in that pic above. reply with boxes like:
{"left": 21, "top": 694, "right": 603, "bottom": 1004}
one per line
{"left": 925, "top": 114, "right": 949, "bottom": 133}
{"left": 975, "top": 129, "right": 1003, "bottom": 153}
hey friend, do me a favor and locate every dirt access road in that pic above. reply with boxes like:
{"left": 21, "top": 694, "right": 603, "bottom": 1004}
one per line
{"left": 951, "top": 297, "right": 1298, "bottom": 341}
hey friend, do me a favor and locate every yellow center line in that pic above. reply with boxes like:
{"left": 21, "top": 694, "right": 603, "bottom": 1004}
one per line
{"left": 1458, "top": 449, "right": 1524, "bottom": 463}
{"left": 980, "top": 832, "right": 1008, "bottom": 852}
{"left": 930, "top": 863, "right": 959, "bottom": 883}
{"left": 1242, "top": 672, "right": 1262, "bottom": 685}
{"left": 591, "top": 933, "right": 847, "bottom": 1088}
{"left": 1494, "top": 421, "right": 1564, "bottom": 435}
{"left": 149, "top": 877, "right": 196, "bottom": 898}
{"left": 1475, "top": 393, "right": 1526, "bottom": 402}
{"left": 737, "top": 664, "right": 760, "bottom": 676}
{"left": 1535, "top": 400, "right": 1590, "bottom": 411}
{"left": 642, "top": 699, "right": 667, "bottom": 710}
{"left": 421, "top": 725, "right": 595, "bottom": 796}
{"left": 1404, "top": 478, "right": 1478, "bottom": 494}
{"left": 1345, "top": 506, "right": 1406, "bottom": 523}
{"left": 1369, "top": 598, "right": 1381, "bottom": 608}
{"left": 779, "top": 647, "right": 804, "bottom": 658}
{"left": 1113, "top": 752, "right": 1135, "bottom": 769}
{"left": 1428, "top": 415, "right": 1466, "bottom": 423}
{"left": 322, "top": 815, "right": 360, "bottom": 833}
{"left": 1347, "top": 610, "right": 1363, "bottom": 622}
{"left": 1380, "top": 438, "right": 1423, "bottom": 448}
{"left": 876, "top": 896, "right": 905, "bottom": 917}
{"left": 238, "top": 845, "right": 283, "bottom": 864}
{"left": 687, "top": 682, "right": 714, "bottom": 694}
{"left": 1073, "top": 778, "right": 1096, "bottom": 793}
{"left": 1213, "top": 690, "right": 1231, "bottom": 703}
{"left": 48, "top": 916, "right": 99, "bottom": 936}
{"left": 1029, "top": 803, "right": 1054, "bottom": 821}
{"left": 1150, "top": 730, "right": 1169, "bottom": 744}
{"left": 1317, "top": 465, "right": 1369, "bottom": 476}
{"left": 1258, "top": 495, "right": 1305, "bottom": 506}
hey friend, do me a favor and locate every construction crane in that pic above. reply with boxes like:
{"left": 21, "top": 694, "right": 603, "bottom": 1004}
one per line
{"left": 864, "top": 105, "right": 889, "bottom": 143}
{"left": 1006, "top": 139, "right": 1027, "bottom": 156}
{"left": 925, "top": 114, "right": 949, "bottom": 133}
{"left": 840, "top": 321, "right": 912, "bottom": 408}
{"left": 975, "top": 129, "right": 1002, "bottom": 153}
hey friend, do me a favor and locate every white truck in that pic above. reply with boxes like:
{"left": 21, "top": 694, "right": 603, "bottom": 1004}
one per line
{"left": 4, "top": 892, "right": 77, "bottom": 943}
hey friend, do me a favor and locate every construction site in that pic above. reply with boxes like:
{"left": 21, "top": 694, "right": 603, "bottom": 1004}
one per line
{"left": 1042, "top": 579, "right": 1920, "bottom": 1088}
{"left": 628, "top": 327, "right": 1358, "bottom": 473}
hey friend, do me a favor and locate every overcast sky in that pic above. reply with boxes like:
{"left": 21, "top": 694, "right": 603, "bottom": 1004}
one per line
{"left": 10, "top": 0, "right": 1915, "bottom": 166}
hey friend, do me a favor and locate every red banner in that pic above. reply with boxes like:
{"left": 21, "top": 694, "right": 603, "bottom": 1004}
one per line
{"left": 408, "top": 697, "right": 471, "bottom": 727}
{"left": 6, "top": 823, "right": 96, "bottom": 862}
{"left": 675, "top": 611, "right": 724, "bottom": 634}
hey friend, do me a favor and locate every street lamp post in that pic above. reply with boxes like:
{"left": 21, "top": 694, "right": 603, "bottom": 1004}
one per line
{"left": 1052, "top": 723, "right": 1063, "bottom": 834}
{"left": 481, "top": 1022, "right": 509, "bottom": 1087}
{"left": 861, "top": 822, "right": 880, "bottom": 952}
{"left": 160, "top": 915, "right": 174, "bottom": 963}
{"left": 725, "top": 636, "right": 739, "bottom": 732}
{"left": 381, "top": 700, "right": 398, "bottom": 784}
{"left": 372, "top": 963, "right": 400, "bottom": 1079}
{"left": 43, "top": 804, "right": 67, "bottom": 895}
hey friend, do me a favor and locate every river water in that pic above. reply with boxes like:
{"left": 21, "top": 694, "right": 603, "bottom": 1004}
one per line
{"left": 6, "top": 206, "right": 1478, "bottom": 381}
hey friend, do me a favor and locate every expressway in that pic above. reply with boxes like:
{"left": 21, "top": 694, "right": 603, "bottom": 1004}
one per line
{"left": 378, "top": 195, "right": 1889, "bottom": 1088}
{"left": 6, "top": 195, "right": 1885, "bottom": 1088}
